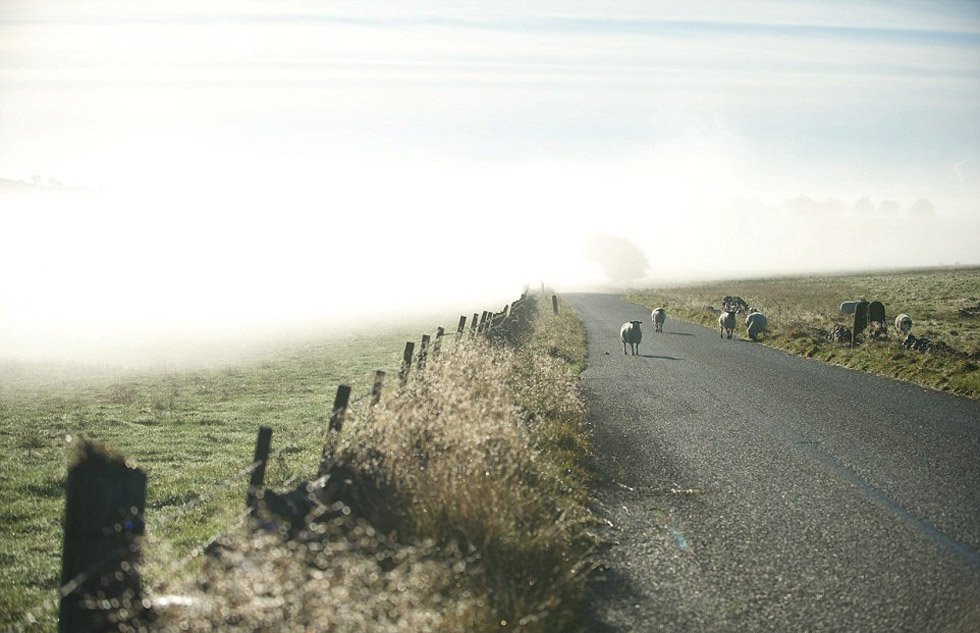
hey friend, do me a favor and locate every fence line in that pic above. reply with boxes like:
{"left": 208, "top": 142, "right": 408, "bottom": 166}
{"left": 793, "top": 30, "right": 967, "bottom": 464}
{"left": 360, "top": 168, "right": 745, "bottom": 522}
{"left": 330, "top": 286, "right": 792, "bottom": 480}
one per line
{"left": 3, "top": 376, "right": 387, "bottom": 633}
{"left": 6, "top": 291, "right": 544, "bottom": 633}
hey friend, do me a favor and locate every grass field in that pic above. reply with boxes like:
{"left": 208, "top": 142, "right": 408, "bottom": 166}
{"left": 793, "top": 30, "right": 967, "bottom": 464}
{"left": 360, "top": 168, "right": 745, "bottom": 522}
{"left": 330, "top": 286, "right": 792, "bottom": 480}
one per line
{"left": 627, "top": 267, "right": 980, "bottom": 399}
{"left": 0, "top": 294, "right": 593, "bottom": 632}
{"left": 0, "top": 316, "right": 475, "bottom": 630}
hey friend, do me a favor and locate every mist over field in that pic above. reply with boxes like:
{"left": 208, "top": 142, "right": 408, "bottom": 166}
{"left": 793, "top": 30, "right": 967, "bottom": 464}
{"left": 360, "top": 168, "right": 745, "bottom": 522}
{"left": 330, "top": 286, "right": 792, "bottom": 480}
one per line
{"left": 2, "top": 1, "right": 979, "bottom": 364}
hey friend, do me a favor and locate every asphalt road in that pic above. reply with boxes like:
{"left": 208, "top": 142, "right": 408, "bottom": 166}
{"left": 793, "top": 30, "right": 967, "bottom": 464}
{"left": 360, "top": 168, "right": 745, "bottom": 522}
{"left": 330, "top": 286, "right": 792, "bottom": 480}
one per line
{"left": 566, "top": 293, "right": 980, "bottom": 633}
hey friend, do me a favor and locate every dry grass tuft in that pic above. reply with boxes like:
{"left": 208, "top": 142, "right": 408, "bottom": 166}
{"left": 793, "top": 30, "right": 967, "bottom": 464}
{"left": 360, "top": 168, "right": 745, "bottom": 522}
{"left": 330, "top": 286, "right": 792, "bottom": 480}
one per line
{"left": 144, "top": 294, "right": 593, "bottom": 633}
{"left": 148, "top": 527, "right": 477, "bottom": 632}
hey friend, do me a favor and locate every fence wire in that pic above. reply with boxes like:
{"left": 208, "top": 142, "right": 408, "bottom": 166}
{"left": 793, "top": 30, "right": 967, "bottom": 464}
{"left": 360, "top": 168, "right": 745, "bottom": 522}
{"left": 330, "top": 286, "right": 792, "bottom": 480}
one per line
{"left": 6, "top": 294, "right": 539, "bottom": 633}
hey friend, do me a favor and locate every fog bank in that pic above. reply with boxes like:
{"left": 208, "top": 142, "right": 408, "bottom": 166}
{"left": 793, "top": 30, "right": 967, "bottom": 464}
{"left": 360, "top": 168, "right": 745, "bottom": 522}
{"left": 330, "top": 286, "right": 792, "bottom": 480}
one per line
{"left": 3, "top": 177, "right": 977, "bottom": 367}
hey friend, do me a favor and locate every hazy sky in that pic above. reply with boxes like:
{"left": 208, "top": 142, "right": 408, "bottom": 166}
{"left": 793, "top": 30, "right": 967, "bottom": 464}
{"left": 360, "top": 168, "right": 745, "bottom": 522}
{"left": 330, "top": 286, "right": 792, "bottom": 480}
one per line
{"left": 2, "top": 1, "right": 980, "bottom": 360}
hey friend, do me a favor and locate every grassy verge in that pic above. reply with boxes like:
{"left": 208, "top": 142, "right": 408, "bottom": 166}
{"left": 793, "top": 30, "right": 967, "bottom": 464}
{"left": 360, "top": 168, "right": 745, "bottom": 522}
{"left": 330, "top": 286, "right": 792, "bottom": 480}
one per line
{"left": 2, "top": 294, "right": 594, "bottom": 632}
{"left": 627, "top": 267, "right": 980, "bottom": 399}
{"left": 147, "top": 292, "right": 593, "bottom": 632}
{"left": 0, "top": 321, "right": 473, "bottom": 631}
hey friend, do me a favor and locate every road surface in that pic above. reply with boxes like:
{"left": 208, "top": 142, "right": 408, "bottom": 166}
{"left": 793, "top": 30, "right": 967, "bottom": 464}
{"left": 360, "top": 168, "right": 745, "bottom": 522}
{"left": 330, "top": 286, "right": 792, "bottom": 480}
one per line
{"left": 565, "top": 293, "right": 980, "bottom": 633}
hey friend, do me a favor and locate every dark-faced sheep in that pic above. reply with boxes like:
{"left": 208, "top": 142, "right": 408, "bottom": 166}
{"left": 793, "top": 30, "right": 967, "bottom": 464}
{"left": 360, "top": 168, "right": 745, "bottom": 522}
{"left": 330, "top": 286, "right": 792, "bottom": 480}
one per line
{"left": 719, "top": 310, "right": 737, "bottom": 339}
{"left": 651, "top": 308, "right": 666, "bottom": 332}
{"left": 746, "top": 311, "right": 768, "bottom": 341}
{"left": 621, "top": 320, "right": 642, "bottom": 355}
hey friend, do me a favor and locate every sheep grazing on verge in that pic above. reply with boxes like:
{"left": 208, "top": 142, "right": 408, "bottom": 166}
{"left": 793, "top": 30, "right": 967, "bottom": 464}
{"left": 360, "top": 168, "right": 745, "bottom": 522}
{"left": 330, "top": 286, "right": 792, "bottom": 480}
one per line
{"left": 745, "top": 311, "right": 768, "bottom": 341}
{"left": 719, "top": 310, "right": 737, "bottom": 339}
{"left": 651, "top": 308, "right": 666, "bottom": 332}
{"left": 895, "top": 313, "right": 913, "bottom": 335}
{"left": 621, "top": 320, "right": 643, "bottom": 355}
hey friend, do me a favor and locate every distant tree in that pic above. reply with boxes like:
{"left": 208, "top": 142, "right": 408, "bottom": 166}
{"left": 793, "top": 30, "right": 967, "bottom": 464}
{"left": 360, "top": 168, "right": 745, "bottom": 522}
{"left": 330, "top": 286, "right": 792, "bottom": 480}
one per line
{"left": 785, "top": 194, "right": 816, "bottom": 214}
{"left": 819, "top": 198, "right": 845, "bottom": 215}
{"left": 584, "top": 233, "right": 650, "bottom": 284}
{"left": 853, "top": 197, "right": 874, "bottom": 215}
{"left": 878, "top": 200, "right": 902, "bottom": 216}
{"left": 908, "top": 198, "right": 936, "bottom": 219}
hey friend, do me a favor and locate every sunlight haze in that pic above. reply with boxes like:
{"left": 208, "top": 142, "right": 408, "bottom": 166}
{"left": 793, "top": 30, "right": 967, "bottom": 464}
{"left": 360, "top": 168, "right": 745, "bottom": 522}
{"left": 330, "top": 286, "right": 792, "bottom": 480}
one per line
{"left": 2, "top": 0, "right": 979, "bottom": 362}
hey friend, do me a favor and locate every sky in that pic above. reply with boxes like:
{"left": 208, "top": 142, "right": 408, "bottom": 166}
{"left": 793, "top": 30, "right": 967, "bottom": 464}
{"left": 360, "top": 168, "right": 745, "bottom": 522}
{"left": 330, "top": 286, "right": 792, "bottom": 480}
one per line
{"left": 2, "top": 1, "right": 980, "bottom": 361}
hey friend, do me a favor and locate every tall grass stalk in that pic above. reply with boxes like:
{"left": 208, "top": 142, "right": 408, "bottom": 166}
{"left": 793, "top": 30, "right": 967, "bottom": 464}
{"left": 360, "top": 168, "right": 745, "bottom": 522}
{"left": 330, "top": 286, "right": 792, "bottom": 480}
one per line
{"left": 147, "top": 294, "right": 594, "bottom": 632}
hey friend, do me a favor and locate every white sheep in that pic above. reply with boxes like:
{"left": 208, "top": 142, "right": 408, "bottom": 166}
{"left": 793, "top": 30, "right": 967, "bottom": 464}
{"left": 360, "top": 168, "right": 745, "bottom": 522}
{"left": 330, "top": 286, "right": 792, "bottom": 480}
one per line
{"left": 621, "top": 320, "right": 642, "bottom": 355}
{"left": 651, "top": 308, "right": 666, "bottom": 333}
{"left": 895, "top": 313, "right": 913, "bottom": 335}
{"left": 745, "top": 311, "right": 768, "bottom": 341}
{"left": 719, "top": 310, "right": 737, "bottom": 339}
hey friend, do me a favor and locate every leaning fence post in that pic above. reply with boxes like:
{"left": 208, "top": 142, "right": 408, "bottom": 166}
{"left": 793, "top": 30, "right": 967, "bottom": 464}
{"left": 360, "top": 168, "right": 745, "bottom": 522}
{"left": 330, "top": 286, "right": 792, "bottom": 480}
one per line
{"left": 370, "top": 370, "right": 386, "bottom": 406}
{"left": 457, "top": 315, "right": 467, "bottom": 335}
{"left": 470, "top": 313, "right": 479, "bottom": 338}
{"left": 552, "top": 294, "right": 559, "bottom": 315}
{"left": 246, "top": 426, "right": 273, "bottom": 511}
{"left": 399, "top": 341, "right": 415, "bottom": 385}
{"left": 319, "top": 385, "right": 351, "bottom": 473}
{"left": 60, "top": 439, "right": 146, "bottom": 633}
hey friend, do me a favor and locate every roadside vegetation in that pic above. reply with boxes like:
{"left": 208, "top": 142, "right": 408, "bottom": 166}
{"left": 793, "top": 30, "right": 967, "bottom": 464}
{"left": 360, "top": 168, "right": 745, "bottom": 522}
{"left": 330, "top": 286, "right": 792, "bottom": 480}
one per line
{"left": 628, "top": 267, "right": 980, "bottom": 399}
{"left": 1, "top": 293, "right": 593, "bottom": 632}
{"left": 1, "top": 326, "right": 420, "bottom": 630}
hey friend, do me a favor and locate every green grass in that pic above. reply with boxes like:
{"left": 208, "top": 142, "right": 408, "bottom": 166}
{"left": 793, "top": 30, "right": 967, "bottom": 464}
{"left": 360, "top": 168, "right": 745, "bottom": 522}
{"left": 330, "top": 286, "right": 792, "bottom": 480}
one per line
{"left": 627, "top": 267, "right": 980, "bottom": 399}
{"left": 529, "top": 294, "right": 588, "bottom": 376}
{"left": 0, "top": 296, "right": 594, "bottom": 632}
{"left": 0, "top": 319, "right": 464, "bottom": 631}
{"left": 148, "top": 291, "right": 594, "bottom": 632}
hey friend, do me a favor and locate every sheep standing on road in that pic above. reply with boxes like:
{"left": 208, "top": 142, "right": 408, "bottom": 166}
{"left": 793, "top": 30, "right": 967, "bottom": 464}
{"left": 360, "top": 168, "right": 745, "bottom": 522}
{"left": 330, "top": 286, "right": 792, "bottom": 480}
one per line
{"left": 652, "top": 308, "right": 666, "bottom": 333}
{"left": 745, "top": 311, "right": 768, "bottom": 341}
{"left": 621, "top": 320, "right": 643, "bottom": 355}
{"left": 719, "top": 310, "right": 737, "bottom": 339}
{"left": 895, "top": 313, "right": 913, "bottom": 335}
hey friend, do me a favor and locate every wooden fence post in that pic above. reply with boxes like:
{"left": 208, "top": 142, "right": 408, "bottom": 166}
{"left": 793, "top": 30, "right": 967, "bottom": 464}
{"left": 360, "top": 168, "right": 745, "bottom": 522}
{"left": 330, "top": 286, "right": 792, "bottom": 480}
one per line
{"left": 319, "top": 384, "right": 351, "bottom": 474}
{"left": 457, "top": 315, "right": 467, "bottom": 334}
{"left": 470, "top": 313, "right": 479, "bottom": 338}
{"left": 246, "top": 426, "right": 273, "bottom": 511}
{"left": 552, "top": 295, "right": 559, "bottom": 315}
{"left": 418, "top": 334, "right": 431, "bottom": 370}
{"left": 59, "top": 439, "right": 146, "bottom": 633}
{"left": 399, "top": 341, "right": 415, "bottom": 385}
{"left": 433, "top": 327, "right": 445, "bottom": 358}
{"left": 370, "top": 370, "right": 386, "bottom": 406}
{"left": 328, "top": 384, "right": 352, "bottom": 432}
